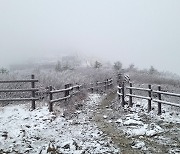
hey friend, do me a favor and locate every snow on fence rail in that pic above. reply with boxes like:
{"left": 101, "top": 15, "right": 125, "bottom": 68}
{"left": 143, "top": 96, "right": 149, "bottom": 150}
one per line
{"left": 117, "top": 82, "right": 180, "bottom": 115}
{"left": 0, "top": 74, "right": 39, "bottom": 110}
{"left": 49, "top": 83, "right": 82, "bottom": 112}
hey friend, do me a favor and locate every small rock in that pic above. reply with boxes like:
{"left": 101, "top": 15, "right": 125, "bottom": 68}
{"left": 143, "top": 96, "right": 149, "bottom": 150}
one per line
{"left": 63, "top": 144, "right": 70, "bottom": 149}
{"left": 108, "top": 120, "right": 112, "bottom": 123}
{"left": 2, "top": 131, "right": 8, "bottom": 139}
{"left": 115, "top": 119, "right": 122, "bottom": 123}
{"left": 139, "top": 136, "right": 144, "bottom": 139}
{"left": 132, "top": 141, "right": 145, "bottom": 149}
{"left": 25, "top": 125, "right": 31, "bottom": 128}
{"left": 103, "top": 115, "right": 108, "bottom": 119}
{"left": 131, "top": 141, "right": 136, "bottom": 146}
{"left": 169, "top": 112, "right": 173, "bottom": 116}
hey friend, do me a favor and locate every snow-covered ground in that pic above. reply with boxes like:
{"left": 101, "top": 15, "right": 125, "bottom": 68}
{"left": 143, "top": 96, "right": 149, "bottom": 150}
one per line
{"left": 1, "top": 92, "right": 179, "bottom": 154}
{"left": 0, "top": 94, "right": 119, "bottom": 154}
{"left": 104, "top": 98, "right": 180, "bottom": 153}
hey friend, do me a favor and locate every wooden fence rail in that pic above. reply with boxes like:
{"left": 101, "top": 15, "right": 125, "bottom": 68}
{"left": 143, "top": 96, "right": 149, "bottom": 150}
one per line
{"left": 117, "top": 82, "right": 180, "bottom": 115}
{"left": 0, "top": 76, "right": 113, "bottom": 112}
{"left": 49, "top": 78, "right": 113, "bottom": 112}
{"left": 49, "top": 84, "right": 82, "bottom": 112}
{"left": 88, "top": 78, "right": 113, "bottom": 93}
{"left": 0, "top": 75, "right": 39, "bottom": 110}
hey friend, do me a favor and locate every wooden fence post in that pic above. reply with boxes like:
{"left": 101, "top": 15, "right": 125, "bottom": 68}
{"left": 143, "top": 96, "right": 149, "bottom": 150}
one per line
{"left": 148, "top": 84, "right": 152, "bottom": 112}
{"left": 76, "top": 83, "right": 80, "bottom": 91}
{"left": 129, "top": 82, "right": 133, "bottom": 107}
{"left": 109, "top": 78, "right": 112, "bottom": 88}
{"left": 104, "top": 80, "right": 107, "bottom": 91}
{"left": 157, "top": 86, "right": 162, "bottom": 115}
{"left": 31, "top": 74, "right": 36, "bottom": 110}
{"left": 65, "top": 84, "right": 70, "bottom": 97}
{"left": 96, "top": 81, "right": 99, "bottom": 93}
{"left": 91, "top": 83, "right": 94, "bottom": 93}
{"left": 118, "top": 84, "right": 121, "bottom": 100}
{"left": 111, "top": 78, "right": 113, "bottom": 88}
{"left": 107, "top": 79, "right": 109, "bottom": 89}
{"left": 49, "top": 86, "right": 53, "bottom": 112}
{"left": 121, "top": 82, "right": 125, "bottom": 107}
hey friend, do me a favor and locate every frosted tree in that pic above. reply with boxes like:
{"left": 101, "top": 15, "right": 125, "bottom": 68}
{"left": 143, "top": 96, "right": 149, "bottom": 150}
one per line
{"left": 94, "top": 61, "right": 102, "bottom": 69}
{"left": 149, "top": 66, "right": 158, "bottom": 74}
{"left": 127, "top": 64, "right": 137, "bottom": 71}
{"left": 55, "top": 61, "right": 62, "bottom": 72}
{"left": 113, "top": 61, "right": 122, "bottom": 71}
{"left": 0, "top": 68, "right": 9, "bottom": 74}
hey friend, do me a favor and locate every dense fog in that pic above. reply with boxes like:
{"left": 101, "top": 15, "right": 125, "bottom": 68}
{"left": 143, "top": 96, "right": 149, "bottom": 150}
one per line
{"left": 0, "top": 0, "right": 180, "bottom": 75}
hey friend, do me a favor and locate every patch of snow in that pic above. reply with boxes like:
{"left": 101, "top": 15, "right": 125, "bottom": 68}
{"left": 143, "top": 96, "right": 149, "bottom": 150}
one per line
{"left": 126, "top": 123, "right": 164, "bottom": 137}
{"left": 131, "top": 140, "right": 146, "bottom": 150}
{"left": 115, "top": 118, "right": 123, "bottom": 124}
{"left": 108, "top": 120, "right": 113, "bottom": 123}
{"left": 124, "top": 119, "right": 143, "bottom": 126}
{"left": 103, "top": 115, "right": 108, "bottom": 119}
{"left": 0, "top": 94, "right": 119, "bottom": 153}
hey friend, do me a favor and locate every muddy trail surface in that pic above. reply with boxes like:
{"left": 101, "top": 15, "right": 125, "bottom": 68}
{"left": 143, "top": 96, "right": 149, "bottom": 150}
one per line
{"left": 93, "top": 91, "right": 180, "bottom": 154}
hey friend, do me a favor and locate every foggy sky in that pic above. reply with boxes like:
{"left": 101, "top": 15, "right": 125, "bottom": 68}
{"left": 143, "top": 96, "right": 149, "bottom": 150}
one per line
{"left": 0, "top": 0, "right": 180, "bottom": 74}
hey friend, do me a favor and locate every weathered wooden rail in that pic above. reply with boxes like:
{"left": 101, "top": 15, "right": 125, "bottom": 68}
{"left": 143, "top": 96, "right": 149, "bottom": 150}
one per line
{"left": 0, "top": 75, "right": 39, "bottom": 110}
{"left": 49, "top": 78, "right": 113, "bottom": 112}
{"left": 49, "top": 84, "right": 82, "bottom": 112}
{"left": 88, "top": 78, "right": 113, "bottom": 93}
{"left": 117, "top": 82, "right": 180, "bottom": 115}
{"left": 0, "top": 75, "right": 113, "bottom": 112}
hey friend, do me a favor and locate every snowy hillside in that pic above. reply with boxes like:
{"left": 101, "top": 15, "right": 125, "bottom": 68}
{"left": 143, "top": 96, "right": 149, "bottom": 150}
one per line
{"left": 0, "top": 94, "right": 119, "bottom": 154}
{"left": 0, "top": 91, "right": 180, "bottom": 154}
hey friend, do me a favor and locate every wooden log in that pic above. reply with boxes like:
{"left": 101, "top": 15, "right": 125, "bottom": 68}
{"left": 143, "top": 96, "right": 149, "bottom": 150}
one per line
{"left": 129, "top": 82, "right": 133, "bottom": 107}
{"left": 121, "top": 82, "right": 125, "bottom": 107}
{"left": 126, "top": 94, "right": 151, "bottom": 100}
{"left": 153, "top": 90, "right": 180, "bottom": 97}
{"left": 0, "top": 88, "right": 38, "bottom": 92}
{"left": 126, "top": 87, "right": 151, "bottom": 91}
{"left": 148, "top": 85, "right": 152, "bottom": 112}
{"left": 31, "top": 75, "right": 36, "bottom": 110}
{"left": 49, "top": 86, "right": 53, "bottom": 112}
{"left": 96, "top": 81, "right": 99, "bottom": 93}
{"left": 157, "top": 86, "right": 162, "bottom": 115}
{"left": 118, "top": 84, "right": 121, "bottom": 100}
{"left": 0, "top": 98, "right": 38, "bottom": 101}
{"left": 0, "top": 79, "right": 38, "bottom": 83}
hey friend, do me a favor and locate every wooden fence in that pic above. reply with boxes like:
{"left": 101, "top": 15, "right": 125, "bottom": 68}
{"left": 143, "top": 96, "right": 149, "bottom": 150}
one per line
{"left": 0, "top": 75, "right": 39, "bottom": 110}
{"left": 49, "top": 78, "right": 113, "bottom": 112}
{"left": 0, "top": 75, "right": 113, "bottom": 112}
{"left": 88, "top": 78, "right": 113, "bottom": 93}
{"left": 117, "top": 82, "right": 180, "bottom": 115}
{"left": 49, "top": 84, "right": 81, "bottom": 112}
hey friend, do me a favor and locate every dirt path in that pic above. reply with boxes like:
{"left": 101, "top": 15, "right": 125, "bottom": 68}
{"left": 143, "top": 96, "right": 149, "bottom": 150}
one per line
{"left": 93, "top": 91, "right": 141, "bottom": 154}
{"left": 93, "top": 91, "right": 180, "bottom": 154}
